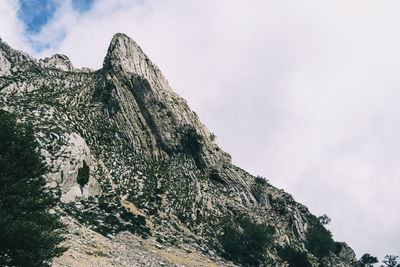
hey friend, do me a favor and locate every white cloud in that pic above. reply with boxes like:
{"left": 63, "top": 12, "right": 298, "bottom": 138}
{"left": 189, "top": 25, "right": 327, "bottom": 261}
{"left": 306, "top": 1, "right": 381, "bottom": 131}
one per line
{"left": 27, "top": 1, "right": 79, "bottom": 52}
{"left": 0, "top": 0, "right": 31, "bottom": 52}
{"left": 2, "top": 0, "right": 400, "bottom": 261}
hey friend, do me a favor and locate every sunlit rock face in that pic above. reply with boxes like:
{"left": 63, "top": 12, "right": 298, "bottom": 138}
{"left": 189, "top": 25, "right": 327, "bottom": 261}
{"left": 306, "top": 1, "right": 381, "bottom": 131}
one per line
{"left": 0, "top": 34, "right": 356, "bottom": 266}
{"left": 40, "top": 54, "right": 74, "bottom": 71}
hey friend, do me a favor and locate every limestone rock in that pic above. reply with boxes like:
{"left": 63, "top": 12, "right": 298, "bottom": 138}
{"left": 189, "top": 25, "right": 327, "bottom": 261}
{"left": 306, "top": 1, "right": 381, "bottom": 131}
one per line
{"left": 40, "top": 54, "right": 74, "bottom": 71}
{"left": 0, "top": 34, "right": 356, "bottom": 266}
{"left": 0, "top": 50, "right": 12, "bottom": 76}
{"left": 47, "top": 132, "right": 101, "bottom": 203}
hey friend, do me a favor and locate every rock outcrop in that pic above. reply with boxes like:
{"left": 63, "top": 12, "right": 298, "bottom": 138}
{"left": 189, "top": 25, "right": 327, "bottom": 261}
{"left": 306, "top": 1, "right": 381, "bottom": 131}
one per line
{"left": 40, "top": 54, "right": 74, "bottom": 71}
{"left": 0, "top": 33, "right": 356, "bottom": 266}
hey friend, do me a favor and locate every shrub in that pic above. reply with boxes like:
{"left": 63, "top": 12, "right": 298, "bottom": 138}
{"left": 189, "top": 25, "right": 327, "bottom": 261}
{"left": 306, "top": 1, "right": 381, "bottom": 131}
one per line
{"left": 277, "top": 246, "right": 312, "bottom": 267}
{"left": 255, "top": 175, "right": 268, "bottom": 185}
{"left": 356, "top": 253, "right": 378, "bottom": 267}
{"left": 210, "top": 133, "right": 216, "bottom": 141}
{"left": 382, "top": 255, "right": 399, "bottom": 267}
{"left": 105, "top": 215, "right": 119, "bottom": 225}
{"left": 182, "top": 127, "right": 203, "bottom": 156}
{"left": 305, "top": 218, "right": 335, "bottom": 259}
{"left": 318, "top": 214, "right": 331, "bottom": 225}
{"left": 85, "top": 250, "right": 109, "bottom": 257}
{"left": 0, "top": 110, "right": 66, "bottom": 266}
{"left": 218, "top": 215, "right": 275, "bottom": 266}
{"left": 209, "top": 168, "right": 226, "bottom": 184}
{"left": 77, "top": 161, "right": 90, "bottom": 188}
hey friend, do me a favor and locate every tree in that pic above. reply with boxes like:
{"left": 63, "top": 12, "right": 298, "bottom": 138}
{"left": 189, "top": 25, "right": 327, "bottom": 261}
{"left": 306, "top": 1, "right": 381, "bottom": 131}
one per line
{"left": 218, "top": 215, "right": 275, "bottom": 266}
{"left": 77, "top": 161, "right": 90, "bottom": 190}
{"left": 0, "top": 110, "right": 66, "bottom": 266}
{"left": 182, "top": 126, "right": 203, "bottom": 156}
{"left": 357, "top": 253, "right": 378, "bottom": 267}
{"left": 382, "top": 255, "right": 400, "bottom": 267}
{"left": 254, "top": 175, "right": 269, "bottom": 186}
{"left": 277, "top": 246, "right": 312, "bottom": 267}
{"left": 305, "top": 221, "right": 335, "bottom": 259}
{"left": 318, "top": 214, "right": 331, "bottom": 225}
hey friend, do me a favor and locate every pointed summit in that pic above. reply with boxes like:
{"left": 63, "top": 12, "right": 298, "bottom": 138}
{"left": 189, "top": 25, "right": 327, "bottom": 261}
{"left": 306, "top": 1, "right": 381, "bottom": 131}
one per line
{"left": 103, "top": 33, "right": 151, "bottom": 76}
{"left": 102, "top": 33, "right": 171, "bottom": 95}
{"left": 0, "top": 33, "right": 358, "bottom": 267}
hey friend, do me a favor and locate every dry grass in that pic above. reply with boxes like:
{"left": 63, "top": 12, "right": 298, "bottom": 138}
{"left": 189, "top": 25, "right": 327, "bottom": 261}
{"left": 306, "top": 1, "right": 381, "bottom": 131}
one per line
{"left": 120, "top": 198, "right": 154, "bottom": 229}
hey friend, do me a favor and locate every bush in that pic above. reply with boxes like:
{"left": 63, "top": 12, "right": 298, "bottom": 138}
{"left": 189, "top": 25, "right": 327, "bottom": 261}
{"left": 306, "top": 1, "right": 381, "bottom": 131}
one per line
{"left": 382, "top": 255, "right": 399, "bottom": 267}
{"left": 356, "top": 253, "right": 378, "bottom": 267}
{"left": 77, "top": 161, "right": 90, "bottom": 188}
{"left": 210, "top": 133, "right": 216, "bottom": 141}
{"left": 305, "top": 218, "right": 335, "bottom": 259}
{"left": 317, "top": 214, "right": 331, "bottom": 225}
{"left": 182, "top": 127, "right": 203, "bottom": 156}
{"left": 0, "top": 110, "right": 66, "bottom": 266}
{"left": 218, "top": 215, "right": 275, "bottom": 266}
{"left": 277, "top": 246, "right": 312, "bottom": 267}
{"left": 255, "top": 175, "right": 268, "bottom": 185}
{"left": 209, "top": 168, "right": 226, "bottom": 184}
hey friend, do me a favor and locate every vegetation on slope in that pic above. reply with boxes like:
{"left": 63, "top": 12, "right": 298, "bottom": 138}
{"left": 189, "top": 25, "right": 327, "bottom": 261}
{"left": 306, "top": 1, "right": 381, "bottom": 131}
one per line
{"left": 305, "top": 215, "right": 339, "bottom": 260}
{"left": 0, "top": 110, "right": 66, "bottom": 266}
{"left": 277, "top": 246, "right": 312, "bottom": 267}
{"left": 77, "top": 161, "right": 90, "bottom": 189}
{"left": 217, "top": 215, "right": 275, "bottom": 266}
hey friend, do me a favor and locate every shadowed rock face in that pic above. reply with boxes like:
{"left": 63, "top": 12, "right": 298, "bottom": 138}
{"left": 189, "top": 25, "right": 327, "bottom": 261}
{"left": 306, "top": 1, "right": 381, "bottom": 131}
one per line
{"left": 0, "top": 33, "right": 356, "bottom": 266}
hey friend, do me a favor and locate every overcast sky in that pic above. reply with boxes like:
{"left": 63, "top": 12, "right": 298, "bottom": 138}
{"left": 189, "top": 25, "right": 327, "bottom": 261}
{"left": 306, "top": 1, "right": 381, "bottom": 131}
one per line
{"left": 1, "top": 0, "right": 399, "bottom": 263}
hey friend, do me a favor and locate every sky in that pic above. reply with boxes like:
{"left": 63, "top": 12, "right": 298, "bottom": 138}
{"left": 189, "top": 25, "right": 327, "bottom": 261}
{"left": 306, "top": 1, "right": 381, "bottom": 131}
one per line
{"left": 1, "top": 0, "right": 399, "bottom": 263}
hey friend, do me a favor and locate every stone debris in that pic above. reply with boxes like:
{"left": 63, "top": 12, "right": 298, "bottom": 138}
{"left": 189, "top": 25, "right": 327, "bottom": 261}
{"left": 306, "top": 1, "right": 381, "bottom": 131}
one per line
{"left": 52, "top": 216, "right": 234, "bottom": 267}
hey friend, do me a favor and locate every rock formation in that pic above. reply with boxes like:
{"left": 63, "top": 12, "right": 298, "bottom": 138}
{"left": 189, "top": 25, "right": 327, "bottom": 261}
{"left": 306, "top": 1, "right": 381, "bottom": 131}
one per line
{"left": 0, "top": 33, "right": 356, "bottom": 266}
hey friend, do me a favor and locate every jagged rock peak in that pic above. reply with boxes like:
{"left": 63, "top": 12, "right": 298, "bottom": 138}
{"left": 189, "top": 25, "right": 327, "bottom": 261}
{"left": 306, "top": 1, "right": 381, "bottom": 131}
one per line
{"left": 0, "top": 34, "right": 357, "bottom": 267}
{"left": 40, "top": 53, "right": 74, "bottom": 71}
{"left": 102, "top": 33, "right": 173, "bottom": 99}
{"left": 103, "top": 33, "right": 158, "bottom": 77}
{"left": 0, "top": 39, "right": 37, "bottom": 75}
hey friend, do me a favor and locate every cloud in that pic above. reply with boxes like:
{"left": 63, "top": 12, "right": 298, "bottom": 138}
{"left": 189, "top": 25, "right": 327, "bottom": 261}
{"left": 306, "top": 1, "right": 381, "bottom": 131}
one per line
{"left": 0, "top": 0, "right": 31, "bottom": 52}
{"left": 27, "top": 1, "right": 79, "bottom": 52}
{"left": 2, "top": 0, "right": 400, "bottom": 261}
{"left": 18, "top": 0, "right": 59, "bottom": 33}
{"left": 71, "top": 0, "right": 93, "bottom": 13}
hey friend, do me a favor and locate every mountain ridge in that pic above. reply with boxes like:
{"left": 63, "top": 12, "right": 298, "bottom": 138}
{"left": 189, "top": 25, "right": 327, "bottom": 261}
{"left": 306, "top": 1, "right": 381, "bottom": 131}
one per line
{"left": 0, "top": 33, "right": 356, "bottom": 266}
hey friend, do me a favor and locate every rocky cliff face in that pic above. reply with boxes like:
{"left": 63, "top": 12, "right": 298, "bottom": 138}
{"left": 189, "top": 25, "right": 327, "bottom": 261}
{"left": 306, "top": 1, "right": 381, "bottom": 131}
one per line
{"left": 0, "top": 33, "right": 356, "bottom": 266}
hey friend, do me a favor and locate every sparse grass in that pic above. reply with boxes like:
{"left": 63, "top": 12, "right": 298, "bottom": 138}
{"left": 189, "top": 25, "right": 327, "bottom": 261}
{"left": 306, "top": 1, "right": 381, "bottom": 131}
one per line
{"left": 85, "top": 250, "right": 109, "bottom": 257}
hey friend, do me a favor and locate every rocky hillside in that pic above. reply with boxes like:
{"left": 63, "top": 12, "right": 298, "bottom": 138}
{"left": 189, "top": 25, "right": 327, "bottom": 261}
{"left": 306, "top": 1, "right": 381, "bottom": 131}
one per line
{"left": 0, "top": 33, "right": 356, "bottom": 266}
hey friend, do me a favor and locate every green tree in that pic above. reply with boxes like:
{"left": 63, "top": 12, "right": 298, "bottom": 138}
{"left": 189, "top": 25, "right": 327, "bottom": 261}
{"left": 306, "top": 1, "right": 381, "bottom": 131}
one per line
{"left": 382, "top": 255, "right": 400, "bottom": 267}
{"left": 218, "top": 215, "right": 275, "bottom": 266}
{"left": 357, "top": 253, "right": 378, "bottom": 267}
{"left": 254, "top": 175, "right": 268, "bottom": 185}
{"left": 0, "top": 110, "right": 66, "bottom": 266}
{"left": 318, "top": 214, "right": 331, "bottom": 225}
{"left": 277, "top": 246, "right": 312, "bottom": 267}
{"left": 305, "top": 221, "right": 335, "bottom": 259}
{"left": 182, "top": 127, "right": 203, "bottom": 155}
{"left": 77, "top": 161, "right": 90, "bottom": 190}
